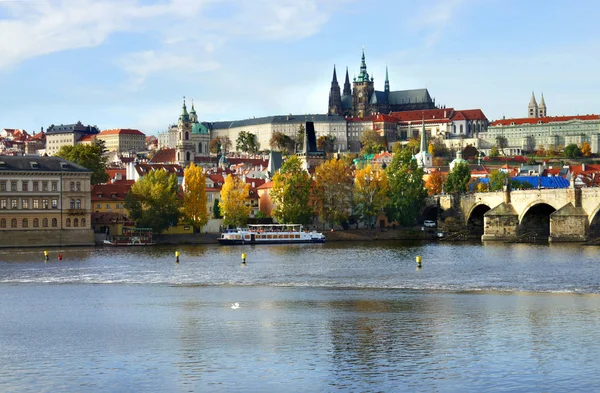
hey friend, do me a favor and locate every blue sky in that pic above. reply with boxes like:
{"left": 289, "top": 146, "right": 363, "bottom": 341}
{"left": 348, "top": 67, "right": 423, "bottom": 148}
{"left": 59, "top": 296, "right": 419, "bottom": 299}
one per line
{"left": 0, "top": 0, "right": 598, "bottom": 136}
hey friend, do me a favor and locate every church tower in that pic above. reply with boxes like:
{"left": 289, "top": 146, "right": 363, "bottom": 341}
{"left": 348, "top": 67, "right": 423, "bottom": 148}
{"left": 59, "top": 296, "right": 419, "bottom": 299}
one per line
{"left": 414, "top": 118, "right": 432, "bottom": 168}
{"left": 528, "top": 92, "right": 538, "bottom": 118}
{"left": 176, "top": 97, "right": 195, "bottom": 166}
{"left": 352, "top": 48, "right": 375, "bottom": 118}
{"left": 328, "top": 66, "right": 343, "bottom": 116}
{"left": 384, "top": 66, "right": 390, "bottom": 94}
{"left": 343, "top": 67, "right": 352, "bottom": 96}
{"left": 538, "top": 93, "right": 547, "bottom": 117}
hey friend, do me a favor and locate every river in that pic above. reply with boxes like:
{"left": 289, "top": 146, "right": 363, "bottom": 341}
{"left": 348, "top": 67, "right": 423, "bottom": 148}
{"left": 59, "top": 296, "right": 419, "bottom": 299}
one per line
{"left": 1, "top": 241, "right": 599, "bottom": 392}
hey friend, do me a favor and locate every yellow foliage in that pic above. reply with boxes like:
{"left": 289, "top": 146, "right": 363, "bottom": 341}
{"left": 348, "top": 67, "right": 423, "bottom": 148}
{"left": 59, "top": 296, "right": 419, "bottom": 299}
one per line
{"left": 219, "top": 174, "right": 251, "bottom": 228}
{"left": 354, "top": 165, "right": 389, "bottom": 225}
{"left": 183, "top": 163, "right": 209, "bottom": 230}
{"left": 313, "top": 158, "right": 354, "bottom": 225}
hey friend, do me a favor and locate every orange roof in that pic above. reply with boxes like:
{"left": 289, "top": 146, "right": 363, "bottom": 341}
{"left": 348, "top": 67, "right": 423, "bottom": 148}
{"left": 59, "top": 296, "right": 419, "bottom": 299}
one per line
{"left": 78, "top": 134, "right": 96, "bottom": 142}
{"left": 99, "top": 128, "right": 145, "bottom": 136}
{"left": 257, "top": 181, "right": 273, "bottom": 190}
{"left": 106, "top": 168, "right": 126, "bottom": 180}
{"left": 150, "top": 148, "right": 176, "bottom": 164}
{"left": 91, "top": 183, "right": 132, "bottom": 201}
{"left": 492, "top": 114, "right": 600, "bottom": 126}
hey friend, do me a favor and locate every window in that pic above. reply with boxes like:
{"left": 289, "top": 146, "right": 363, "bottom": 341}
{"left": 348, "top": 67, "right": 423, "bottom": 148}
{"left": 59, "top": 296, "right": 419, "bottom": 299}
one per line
{"left": 42, "top": 181, "right": 48, "bottom": 191}
{"left": 81, "top": 218, "right": 86, "bottom": 227}
{"left": 66, "top": 218, "right": 71, "bottom": 227}
{"left": 70, "top": 199, "right": 75, "bottom": 209}
{"left": 11, "top": 181, "right": 17, "bottom": 191}
{"left": 76, "top": 199, "right": 81, "bottom": 209}
{"left": 33, "top": 182, "right": 39, "bottom": 191}
{"left": 0, "top": 199, "right": 6, "bottom": 209}
{"left": 52, "top": 218, "right": 57, "bottom": 227}
{"left": 106, "top": 204, "right": 110, "bottom": 209}
{"left": 96, "top": 203, "right": 101, "bottom": 208}
{"left": 11, "top": 199, "right": 17, "bottom": 209}
{"left": 70, "top": 182, "right": 75, "bottom": 191}
{"left": 11, "top": 218, "right": 17, "bottom": 228}
{"left": 0, "top": 181, "right": 5, "bottom": 191}
{"left": 33, "top": 199, "right": 39, "bottom": 209}
{"left": 74, "top": 218, "right": 79, "bottom": 227}
{"left": 0, "top": 219, "right": 5, "bottom": 228}
{"left": 52, "top": 182, "right": 58, "bottom": 191}
{"left": 42, "top": 199, "right": 49, "bottom": 209}
{"left": 22, "top": 199, "right": 28, "bottom": 209}
{"left": 33, "top": 218, "right": 39, "bottom": 228}
{"left": 52, "top": 199, "right": 58, "bottom": 209}
{"left": 116, "top": 203, "right": 120, "bottom": 208}
{"left": 76, "top": 182, "right": 81, "bottom": 191}
{"left": 22, "top": 181, "right": 28, "bottom": 191}
{"left": 22, "top": 219, "right": 28, "bottom": 228}
{"left": 42, "top": 218, "right": 48, "bottom": 227}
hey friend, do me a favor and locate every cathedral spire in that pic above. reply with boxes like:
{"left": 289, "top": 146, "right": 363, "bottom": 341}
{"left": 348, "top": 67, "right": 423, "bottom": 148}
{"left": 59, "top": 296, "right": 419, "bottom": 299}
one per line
{"left": 384, "top": 65, "right": 390, "bottom": 93}
{"left": 343, "top": 67, "right": 351, "bottom": 96}
{"left": 332, "top": 65, "right": 338, "bottom": 83}
{"left": 328, "top": 65, "right": 342, "bottom": 116}
{"left": 528, "top": 91, "right": 538, "bottom": 118}
{"left": 538, "top": 93, "right": 547, "bottom": 117}
{"left": 357, "top": 47, "right": 370, "bottom": 82}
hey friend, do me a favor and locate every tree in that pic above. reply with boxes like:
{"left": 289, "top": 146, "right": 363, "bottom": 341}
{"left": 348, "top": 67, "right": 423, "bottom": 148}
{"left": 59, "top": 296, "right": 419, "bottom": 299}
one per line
{"left": 182, "top": 163, "right": 209, "bottom": 230}
{"left": 462, "top": 145, "right": 478, "bottom": 160}
{"left": 124, "top": 169, "right": 181, "bottom": 234}
{"left": 360, "top": 129, "right": 386, "bottom": 155}
{"left": 385, "top": 148, "right": 428, "bottom": 226}
{"left": 429, "top": 139, "right": 449, "bottom": 157}
{"left": 405, "top": 136, "right": 420, "bottom": 154}
{"left": 445, "top": 162, "right": 472, "bottom": 194}
{"left": 236, "top": 131, "right": 258, "bottom": 153}
{"left": 354, "top": 165, "right": 389, "bottom": 227}
{"left": 56, "top": 144, "right": 108, "bottom": 185}
{"left": 425, "top": 171, "right": 445, "bottom": 195}
{"left": 269, "top": 131, "right": 294, "bottom": 154}
{"left": 219, "top": 174, "right": 251, "bottom": 228}
{"left": 490, "top": 146, "right": 500, "bottom": 158}
{"left": 313, "top": 159, "right": 354, "bottom": 227}
{"left": 432, "top": 157, "right": 446, "bottom": 167}
{"left": 495, "top": 136, "right": 508, "bottom": 156}
{"left": 564, "top": 143, "right": 582, "bottom": 159}
{"left": 270, "top": 156, "right": 313, "bottom": 224}
{"left": 213, "top": 198, "right": 221, "bottom": 218}
{"left": 209, "top": 136, "right": 232, "bottom": 154}
{"left": 581, "top": 142, "right": 592, "bottom": 158}
{"left": 524, "top": 135, "right": 536, "bottom": 154}
{"left": 488, "top": 170, "right": 509, "bottom": 191}
{"left": 317, "top": 135, "right": 336, "bottom": 153}
{"left": 295, "top": 124, "right": 305, "bottom": 153}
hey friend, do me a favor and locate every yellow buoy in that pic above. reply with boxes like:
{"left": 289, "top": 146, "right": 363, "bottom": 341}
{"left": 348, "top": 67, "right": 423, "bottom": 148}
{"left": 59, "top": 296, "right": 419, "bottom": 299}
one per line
{"left": 416, "top": 255, "right": 422, "bottom": 263}
{"left": 241, "top": 253, "right": 247, "bottom": 263}
{"left": 175, "top": 250, "right": 180, "bottom": 263}
{"left": 44, "top": 251, "right": 49, "bottom": 261}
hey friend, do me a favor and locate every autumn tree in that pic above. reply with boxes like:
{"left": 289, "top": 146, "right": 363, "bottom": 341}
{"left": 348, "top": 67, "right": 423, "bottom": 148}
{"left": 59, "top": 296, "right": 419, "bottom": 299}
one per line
{"left": 385, "top": 146, "right": 428, "bottom": 226}
{"left": 209, "top": 136, "right": 232, "bottom": 154}
{"left": 495, "top": 136, "right": 508, "bottom": 156}
{"left": 295, "top": 124, "right": 305, "bottom": 152}
{"left": 490, "top": 146, "right": 500, "bottom": 158}
{"left": 182, "top": 163, "right": 209, "bottom": 230}
{"left": 405, "top": 137, "right": 420, "bottom": 154}
{"left": 236, "top": 131, "right": 258, "bottom": 153}
{"left": 313, "top": 159, "right": 354, "bottom": 227}
{"left": 581, "top": 142, "right": 592, "bottom": 158}
{"left": 125, "top": 169, "right": 181, "bottom": 234}
{"left": 428, "top": 139, "right": 449, "bottom": 157}
{"left": 270, "top": 156, "right": 313, "bottom": 224}
{"left": 432, "top": 157, "right": 446, "bottom": 167}
{"left": 445, "top": 162, "right": 472, "bottom": 194}
{"left": 317, "top": 135, "right": 336, "bottom": 153}
{"left": 56, "top": 144, "right": 108, "bottom": 185}
{"left": 426, "top": 171, "right": 445, "bottom": 195}
{"left": 219, "top": 174, "right": 251, "bottom": 228}
{"left": 354, "top": 165, "right": 389, "bottom": 227}
{"left": 360, "top": 129, "right": 386, "bottom": 155}
{"left": 269, "top": 131, "right": 294, "bottom": 154}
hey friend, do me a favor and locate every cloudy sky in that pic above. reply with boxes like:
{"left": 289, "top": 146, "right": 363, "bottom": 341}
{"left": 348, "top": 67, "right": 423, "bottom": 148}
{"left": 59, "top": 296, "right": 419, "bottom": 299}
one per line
{"left": 0, "top": 0, "right": 598, "bottom": 135}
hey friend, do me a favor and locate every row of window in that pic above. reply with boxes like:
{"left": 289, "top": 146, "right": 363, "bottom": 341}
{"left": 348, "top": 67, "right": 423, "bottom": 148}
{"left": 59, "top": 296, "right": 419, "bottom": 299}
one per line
{"left": 0, "top": 181, "right": 83, "bottom": 192}
{"left": 0, "top": 217, "right": 87, "bottom": 228}
{"left": 0, "top": 198, "right": 82, "bottom": 210}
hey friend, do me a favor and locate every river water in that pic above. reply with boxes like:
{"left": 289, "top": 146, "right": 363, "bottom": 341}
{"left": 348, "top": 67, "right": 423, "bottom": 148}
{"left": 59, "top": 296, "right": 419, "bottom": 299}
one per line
{"left": 1, "top": 241, "right": 600, "bottom": 392}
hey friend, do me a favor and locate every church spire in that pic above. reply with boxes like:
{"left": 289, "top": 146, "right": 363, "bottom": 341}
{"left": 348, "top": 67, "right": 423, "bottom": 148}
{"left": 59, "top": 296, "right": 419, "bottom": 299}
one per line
{"left": 528, "top": 91, "right": 538, "bottom": 118}
{"left": 357, "top": 46, "right": 370, "bottom": 82}
{"left": 384, "top": 65, "right": 390, "bottom": 93}
{"left": 538, "top": 93, "right": 547, "bottom": 117}
{"left": 343, "top": 67, "right": 351, "bottom": 96}
{"left": 179, "top": 96, "right": 189, "bottom": 122}
{"left": 332, "top": 65, "right": 338, "bottom": 84}
{"left": 420, "top": 116, "right": 428, "bottom": 154}
{"left": 328, "top": 65, "right": 342, "bottom": 116}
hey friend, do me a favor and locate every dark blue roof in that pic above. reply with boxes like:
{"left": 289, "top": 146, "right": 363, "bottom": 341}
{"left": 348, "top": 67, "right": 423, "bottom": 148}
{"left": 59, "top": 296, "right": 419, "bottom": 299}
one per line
{"left": 478, "top": 176, "right": 570, "bottom": 189}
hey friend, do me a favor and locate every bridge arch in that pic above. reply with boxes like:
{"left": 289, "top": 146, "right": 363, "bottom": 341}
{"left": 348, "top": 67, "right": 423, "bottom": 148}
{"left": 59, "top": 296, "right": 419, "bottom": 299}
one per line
{"left": 466, "top": 203, "right": 491, "bottom": 236}
{"left": 421, "top": 204, "right": 443, "bottom": 223}
{"left": 588, "top": 205, "right": 600, "bottom": 237}
{"left": 518, "top": 199, "right": 562, "bottom": 223}
{"left": 519, "top": 202, "right": 556, "bottom": 236}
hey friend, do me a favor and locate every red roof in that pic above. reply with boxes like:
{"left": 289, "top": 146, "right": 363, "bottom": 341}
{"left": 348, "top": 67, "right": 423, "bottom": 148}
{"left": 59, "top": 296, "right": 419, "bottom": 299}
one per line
{"left": 390, "top": 108, "right": 454, "bottom": 122}
{"left": 78, "top": 134, "right": 96, "bottom": 142}
{"left": 135, "top": 163, "right": 183, "bottom": 176}
{"left": 150, "top": 148, "right": 176, "bottom": 164}
{"left": 99, "top": 128, "right": 145, "bottom": 136}
{"left": 106, "top": 168, "right": 126, "bottom": 180}
{"left": 91, "top": 183, "right": 132, "bottom": 201}
{"left": 492, "top": 115, "right": 600, "bottom": 126}
{"left": 455, "top": 109, "right": 488, "bottom": 121}
{"left": 257, "top": 181, "right": 273, "bottom": 190}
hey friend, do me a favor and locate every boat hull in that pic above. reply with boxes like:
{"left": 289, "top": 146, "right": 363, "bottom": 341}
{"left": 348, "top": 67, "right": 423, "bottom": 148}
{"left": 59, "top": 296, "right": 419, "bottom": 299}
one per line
{"left": 218, "top": 238, "right": 325, "bottom": 245}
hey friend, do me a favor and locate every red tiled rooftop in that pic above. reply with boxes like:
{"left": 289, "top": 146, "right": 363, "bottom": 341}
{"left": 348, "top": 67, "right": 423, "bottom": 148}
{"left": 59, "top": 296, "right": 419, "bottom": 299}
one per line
{"left": 492, "top": 115, "right": 600, "bottom": 126}
{"left": 99, "top": 128, "right": 145, "bottom": 136}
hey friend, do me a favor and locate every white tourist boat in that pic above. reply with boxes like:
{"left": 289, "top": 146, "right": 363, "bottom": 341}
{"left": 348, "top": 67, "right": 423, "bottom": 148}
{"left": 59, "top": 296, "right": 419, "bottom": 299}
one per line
{"left": 218, "top": 224, "right": 326, "bottom": 245}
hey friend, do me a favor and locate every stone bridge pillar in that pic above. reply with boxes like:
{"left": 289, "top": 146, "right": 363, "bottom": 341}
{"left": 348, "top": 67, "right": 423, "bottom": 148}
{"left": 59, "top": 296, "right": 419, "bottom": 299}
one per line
{"left": 549, "top": 187, "right": 589, "bottom": 242}
{"left": 481, "top": 185, "right": 519, "bottom": 241}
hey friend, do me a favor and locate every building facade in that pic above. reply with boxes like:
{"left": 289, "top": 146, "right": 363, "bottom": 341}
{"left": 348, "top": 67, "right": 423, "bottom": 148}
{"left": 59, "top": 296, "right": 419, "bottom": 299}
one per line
{"left": 97, "top": 129, "right": 146, "bottom": 153}
{"left": 45, "top": 122, "right": 100, "bottom": 155}
{"left": 0, "top": 156, "right": 94, "bottom": 247}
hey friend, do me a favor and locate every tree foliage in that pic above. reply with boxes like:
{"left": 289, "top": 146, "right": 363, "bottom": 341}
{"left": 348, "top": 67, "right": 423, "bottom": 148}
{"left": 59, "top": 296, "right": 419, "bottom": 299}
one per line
{"left": 269, "top": 131, "right": 295, "bottom": 154}
{"left": 445, "top": 162, "right": 472, "bottom": 194}
{"left": 385, "top": 148, "right": 427, "bottom": 226}
{"left": 490, "top": 146, "right": 500, "bottom": 158}
{"left": 182, "top": 163, "right": 209, "bottom": 230}
{"left": 295, "top": 124, "right": 305, "bottom": 153}
{"left": 213, "top": 198, "right": 221, "bottom": 218}
{"left": 209, "top": 136, "right": 232, "bottom": 154}
{"left": 495, "top": 136, "right": 508, "bottom": 156}
{"left": 219, "top": 174, "right": 251, "bottom": 228}
{"left": 354, "top": 165, "right": 389, "bottom": 227}
{"left": 564, "top": 143, "right": 582, "bottom": 159}
{"left": 462, "top": 144, "right": 478, "bottom": 160}
{"left": 425, "top": 171, "right": 445, "bottom": 195}
{"left": 581, "top": 142, "right": 592, "bottom": 158}
{"left": 270, "top": 156, "right": 313, "bottom": 224}
{"left": 125, "top": 169, "right": 181, "bottom": 234}
{"left": 56, "top": 144, "right": 109, "bottom": 185}
{"left": 313, "top": 159, "right": 354, "bottom": 226}
{"left": 236, "top": 131, "right": 258, "bottom": 153}
{"left": 317, "top": 135, "right": 336, "bottom": 153}
{"left": 428, "top": 139, "right": 449, "bottom": 157}
{"left": 360, "top": 129, "right": 386, "bottom": 155}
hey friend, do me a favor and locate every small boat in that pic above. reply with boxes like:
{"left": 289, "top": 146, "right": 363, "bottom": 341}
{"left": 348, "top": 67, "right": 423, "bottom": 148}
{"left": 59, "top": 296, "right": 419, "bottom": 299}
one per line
{"left": 218, "top": 224, "right": 326, "bottom": 245}
{"left": 103, "top": 227, "right": 154, "bottom": 246}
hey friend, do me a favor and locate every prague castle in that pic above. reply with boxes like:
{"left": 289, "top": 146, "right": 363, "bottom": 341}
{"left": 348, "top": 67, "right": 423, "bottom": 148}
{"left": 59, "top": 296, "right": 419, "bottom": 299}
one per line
{"left": 328, "top": 49, "right": 437, "bottom": 118}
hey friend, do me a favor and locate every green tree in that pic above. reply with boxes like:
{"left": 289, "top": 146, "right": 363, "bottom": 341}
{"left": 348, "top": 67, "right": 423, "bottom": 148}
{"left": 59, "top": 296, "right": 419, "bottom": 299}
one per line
{"left": 213, "top": 198, "right": 221, "bottom": 218}
{"left": 462, "top": 145, "right": 478, "bottom": 160}
{"left": 564, "top": 143, "right": 582, "bottom": 159}
{"left": 219, "top": 175, "right": 251, "bottom": 228}
{"left": 490, "top": 146, "right": 500, "bottom": 158}
{"left": 295, "top": 124, "right": 305, "bottom": 153}
{"left": 269, "top": 131, "right": 295, "bottom": 154}
{"left": 236, "top": 131, "right": 258, "bottom": 153}
{"left": 124, "top": 170, "right": 181, "bottom": 234}
{"left": 445, "top": 162, "right": 472, "bottom": 193}
{"left": 209, "top": 136, "right": 232, "bottom": 154}
{"left": 313, "top": 159, "right": 354, "bottom": 227}
{"left": 56, "top": 144, "right": 108, "bottom": 185}
{"left": 360, "top": 129, "right": 386, "bottom": 155}
{"left": 270, "top": 156, "right": 313, "bottom": 224}
{"left": 495, "top": 136, "right": 508, "bottom": 156}
{"left": 354, "top": 165, "right": 389, "bottom": 227}
{"left": 385, "top": 147, "right": 427, "bottom": 226}
{"left": 182, "top": 163, "right": 209, "bottom": 230}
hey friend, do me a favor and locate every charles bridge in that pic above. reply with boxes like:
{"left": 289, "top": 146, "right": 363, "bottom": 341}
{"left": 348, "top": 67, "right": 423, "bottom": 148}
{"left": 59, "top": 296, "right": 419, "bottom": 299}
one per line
{"left": 424, "top": 184, "right": 600, "bottom": 242}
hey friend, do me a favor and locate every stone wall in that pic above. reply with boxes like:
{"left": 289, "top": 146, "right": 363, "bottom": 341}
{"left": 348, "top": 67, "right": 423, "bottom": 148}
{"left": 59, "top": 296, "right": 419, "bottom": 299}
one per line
{"left": 0, "top": 229, "right": 95, "bottom": 248}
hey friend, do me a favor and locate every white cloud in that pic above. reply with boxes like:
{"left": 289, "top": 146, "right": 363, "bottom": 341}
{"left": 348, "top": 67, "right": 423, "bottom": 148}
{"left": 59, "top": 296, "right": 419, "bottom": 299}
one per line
{"left": 415, "top": 0, "right": 467, "bottom": 47}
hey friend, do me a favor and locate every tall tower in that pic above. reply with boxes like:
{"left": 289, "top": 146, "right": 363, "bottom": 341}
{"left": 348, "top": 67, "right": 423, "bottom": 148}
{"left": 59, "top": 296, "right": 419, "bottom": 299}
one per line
{"left": 352, "top": 47, "right": 375, "bottom": 118}
{"left": 414, "top": 118, "right": 432, "bottom": 168}
{"left": 384, "top": 66, "right": 390, "bottom": 94}
{"left": 538, "top": 93, "right": 547, "bottom": 117}
{"left": 343, "top": 67, "right": 352, "bottom": 96}
{"left": 176, "top": 97, "right": 195, "bottom": 166}
{"left": 328, "top": 66, "right": 343, "bottom": 116}
{"left": 528, "top": 92, "right": 539, "bottom": 118}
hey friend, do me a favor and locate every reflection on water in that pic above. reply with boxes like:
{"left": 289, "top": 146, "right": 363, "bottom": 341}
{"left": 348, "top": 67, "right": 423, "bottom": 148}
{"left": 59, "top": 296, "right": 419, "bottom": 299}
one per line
{"left": 2, "top": 242, "right": 600, "bottom": 391}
